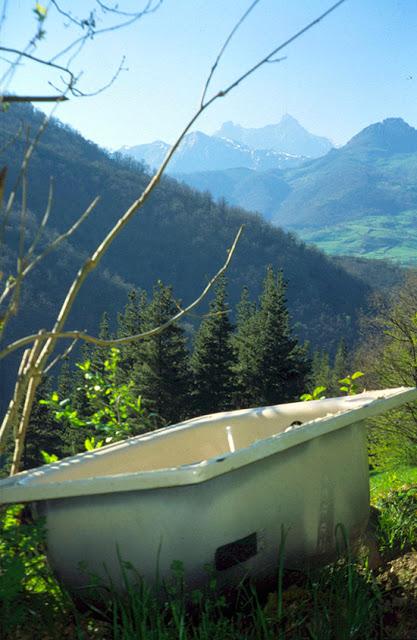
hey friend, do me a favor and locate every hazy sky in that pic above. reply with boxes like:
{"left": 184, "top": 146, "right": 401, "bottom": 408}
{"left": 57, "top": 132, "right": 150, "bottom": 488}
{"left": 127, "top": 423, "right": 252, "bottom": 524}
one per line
{"left": 3, "top": 1, "right": 417, "bottom": 149}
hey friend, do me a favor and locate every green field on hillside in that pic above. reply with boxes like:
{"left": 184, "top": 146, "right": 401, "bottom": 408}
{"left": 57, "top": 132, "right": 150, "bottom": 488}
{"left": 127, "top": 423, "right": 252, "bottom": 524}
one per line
{"left": 296, "top": 210, "right": 417, "bottom": 265}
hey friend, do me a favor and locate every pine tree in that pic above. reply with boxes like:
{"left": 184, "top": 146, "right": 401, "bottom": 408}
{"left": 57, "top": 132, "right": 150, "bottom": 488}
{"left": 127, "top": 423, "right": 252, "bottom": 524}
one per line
{"left": 91, "top": 311, "right": 111, "bottom": 373}
{"left": 235, "top": 267, "right": 311, "bottom": 407}
{"left": 191, "top": 276, "right": 237, "bottom": 416}
{"left": 135, "top": 281, "right": 192, "bottom": 426}
{"left": 23, "top": 376, "right": 63, "bottom": 469}
{"left": 61, "top": 343, "right": 92, "bottom": 456}
{"left": 233, "top": 286, "right": 261, "bottom": 408}
{"left": 311, "top": 349, "right": 331, "bottom": 389}
{"left": 117, "top": 288, "right": 147, "bottom": 381}
{"left": 331, "top": 337, "right": 349, "bottom": 393}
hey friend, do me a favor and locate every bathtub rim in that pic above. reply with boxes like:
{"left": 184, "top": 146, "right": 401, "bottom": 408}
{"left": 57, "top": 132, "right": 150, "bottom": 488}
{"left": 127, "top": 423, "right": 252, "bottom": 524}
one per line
{"left": 1, "top": 386, "right": 416, "bottom": 505}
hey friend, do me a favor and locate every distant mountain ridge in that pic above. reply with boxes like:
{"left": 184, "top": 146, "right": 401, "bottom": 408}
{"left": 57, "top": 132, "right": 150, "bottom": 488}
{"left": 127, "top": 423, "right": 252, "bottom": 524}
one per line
{"left": 120, "top": 130, "right": 305, "bottom": 173}
{"left": 346, "top": 117, "right": 417, "bottom": 154}
{"left": 215, "top": 115, "right": 333, "bottom": 158}
{"left": 171, "top": 117, "right": 417, "bottom": 265}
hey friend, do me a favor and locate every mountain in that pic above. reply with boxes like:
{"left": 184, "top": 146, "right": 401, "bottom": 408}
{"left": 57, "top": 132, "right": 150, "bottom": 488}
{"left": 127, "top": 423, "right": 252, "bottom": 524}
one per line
{"left": 177, "top": 118, "right": 417, "bottom": 265}
{"left": 346, "top": 117, "right": 417, "bottom": 155}
{"left": 271, "top": 117, "right": 417, "bottom": 264}
{"left": 120, "top": 130, "right": 304, "bottom": 173}
{"left": 215, "top": 115, "right": 333, "bottom": 158}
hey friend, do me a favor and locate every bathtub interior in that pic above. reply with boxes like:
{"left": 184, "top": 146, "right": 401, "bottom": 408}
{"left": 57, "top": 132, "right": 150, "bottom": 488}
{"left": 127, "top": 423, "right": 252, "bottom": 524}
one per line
{"left": 11, "top": 394, "right": 375, "bottom": 486}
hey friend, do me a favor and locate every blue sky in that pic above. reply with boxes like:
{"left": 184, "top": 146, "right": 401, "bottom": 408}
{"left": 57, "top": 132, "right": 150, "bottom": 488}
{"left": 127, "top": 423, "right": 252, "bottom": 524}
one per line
{"left": 3, "top": 1, "right": 417, "bottom": 149}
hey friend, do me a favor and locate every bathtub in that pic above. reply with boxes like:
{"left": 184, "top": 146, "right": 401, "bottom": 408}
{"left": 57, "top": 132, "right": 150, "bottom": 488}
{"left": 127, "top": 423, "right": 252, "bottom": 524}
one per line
{"left": 1, "top": 387, "right": 416, "bottom": 594}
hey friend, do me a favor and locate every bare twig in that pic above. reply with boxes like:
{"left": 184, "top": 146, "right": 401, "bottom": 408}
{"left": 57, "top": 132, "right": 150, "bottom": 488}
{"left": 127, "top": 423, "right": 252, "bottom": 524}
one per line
{"left": 200, "top": 0, "right": 346, "bottom": 108}
{"left": 63, "top": 56, "right": 127, "bottom": 98}
{"left": 26, "top": 178, "right": 54, "bottom": 262}
{"left": 0, "top": 47, "right": 77, "bottom": 91}
{"left": 200, "top": 0, "right": 261, "bottom": 107}
{"left": 44, "top": 338, "right": 79, "bottom": 375}
{"left": 49, "top": 0, "right": 163, "bottom": 65}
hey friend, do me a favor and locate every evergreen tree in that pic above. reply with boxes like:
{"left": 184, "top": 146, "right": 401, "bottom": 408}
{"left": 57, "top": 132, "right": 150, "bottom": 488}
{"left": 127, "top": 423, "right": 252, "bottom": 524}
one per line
{"left": 61, "top": 343, "right": 92, "bottom": 456}
{"left": 235, "top": 267, "right": 311, "bottom": 407}
{"left": 331, "top": 337, "right": 349, "bottom": 393}
{"left": 191, "top": 276, "right": 237, "bottom": 415}
{"left": 117, "top": 288, "right": 147, "bottom": 380}
{"left": 311, "top": 349, "right": 331, "bottom": 389}
{"left": 135, "top": 281, "right": 192, "bottom": 426}
{"left": 23, "top": 376, "right": 63, "bottom": 469}
{"left": 57, "top": 357, "right": 72, "bottom": 401}
{"left": 233, "top": 286, "right": 261, "bottom": 408}
{"left": 91, "top": 311, "right": 111, "bottom": 373}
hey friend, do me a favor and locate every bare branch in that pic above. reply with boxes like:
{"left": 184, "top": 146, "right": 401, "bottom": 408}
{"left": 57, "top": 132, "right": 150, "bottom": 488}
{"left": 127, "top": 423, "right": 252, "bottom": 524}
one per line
{"left": 0, "top": 46, "right": 77, "bottom": 91}
{"left": 202, "top": 0, "right": 347, "bottom": 108}
{"left": 0, "top": 95, "right": 68, "bottom": 103}
{"left": 10, "top": 333, "right": 44, "bottom": 475}
{"left": 26, "top": 178, "right": 54, "bottom": 262}
{"left": 49, "top": 1, "right": 164, "bottom": 64}
{"left": 96, "top": 0, "right": 161, "bottom": 17}
{"left": 0, "top": 347, "right": 31, "bottom": 452}
{"left": 67, "top": 56, "right": 127, "bottom": 98}
{"left": 44, "top": 338, "right": 78, "bottom": 375}
{"left": 267, "top": 56, "right": 287, "bottom": 64}
{"left": 200, "top": 0, "right": 261, "bottom": 107}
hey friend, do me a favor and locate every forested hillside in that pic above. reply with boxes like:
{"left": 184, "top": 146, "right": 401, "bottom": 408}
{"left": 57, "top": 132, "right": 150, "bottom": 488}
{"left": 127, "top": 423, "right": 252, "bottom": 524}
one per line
{"left": 0, "top": 105, "right": 372, "bottom": 406}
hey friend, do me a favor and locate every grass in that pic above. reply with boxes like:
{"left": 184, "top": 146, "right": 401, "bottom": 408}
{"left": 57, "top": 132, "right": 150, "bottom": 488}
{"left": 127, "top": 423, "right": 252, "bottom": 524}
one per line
{"left": 1, "top": 466, "right": 417, "bottom": 639}
{"left": 370, "top": 465, "right": 417, "bottom": 502}
{"left": 295, "top": 210, "right": 417, "bottom": 265}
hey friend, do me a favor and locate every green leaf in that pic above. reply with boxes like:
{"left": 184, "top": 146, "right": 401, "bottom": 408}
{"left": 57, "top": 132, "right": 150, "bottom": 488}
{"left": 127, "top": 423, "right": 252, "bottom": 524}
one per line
{"left": 313, "top": 385, "right": 327, "bottom": 396}
{"left": 351, "top": 371, "right": 364, "bottom": 380}
{"left": 40, "top": 450, "right": 58, "bottom": 464}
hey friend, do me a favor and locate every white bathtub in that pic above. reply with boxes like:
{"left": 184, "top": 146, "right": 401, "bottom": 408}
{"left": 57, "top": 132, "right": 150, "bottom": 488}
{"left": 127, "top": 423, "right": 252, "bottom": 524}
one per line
{"left": 1, "top": 387, "right": 416, "bottom": 594}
